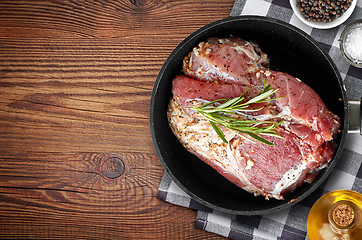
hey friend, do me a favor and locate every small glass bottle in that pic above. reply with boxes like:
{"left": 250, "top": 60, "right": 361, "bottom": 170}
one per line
{"left": 307, "top": 189, "right": 362, "bottom": 240}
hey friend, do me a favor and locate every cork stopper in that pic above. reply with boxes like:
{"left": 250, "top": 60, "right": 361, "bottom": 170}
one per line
{"left": 332, "top": 203, "right": 355, "bottom": 227}
{"left": 328, "top": 200, "right": 359, "bottom": 233}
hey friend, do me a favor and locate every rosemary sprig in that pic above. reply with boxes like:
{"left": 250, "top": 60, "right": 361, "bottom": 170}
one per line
{"left": 193, "top": 83, "right": 283, "bottom": 145}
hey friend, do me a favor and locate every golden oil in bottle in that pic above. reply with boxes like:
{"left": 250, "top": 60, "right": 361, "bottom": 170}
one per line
{"left": 307, "top": 189, "right": 362, "bottom": 240}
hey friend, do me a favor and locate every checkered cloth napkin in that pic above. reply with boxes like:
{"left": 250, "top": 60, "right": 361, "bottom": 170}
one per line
{"left": 157, "top": 1, "right": 362, "bottom": 239}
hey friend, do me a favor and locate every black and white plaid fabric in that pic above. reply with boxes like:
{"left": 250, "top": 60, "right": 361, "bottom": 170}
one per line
{"left": 157, "top": 1, "right": 362, "bottom": 239}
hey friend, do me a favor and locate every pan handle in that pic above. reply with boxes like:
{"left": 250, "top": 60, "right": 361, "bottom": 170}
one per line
{"left": 348, "top": 98, "right": 362, "bottom": 135}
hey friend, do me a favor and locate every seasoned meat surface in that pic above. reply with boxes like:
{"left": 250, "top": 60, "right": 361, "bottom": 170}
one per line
{"left": 183, "top": 37, "right": 269, "bottom": 85}
{"left": 168, "top": 37, "right": 341, "bottom": 200}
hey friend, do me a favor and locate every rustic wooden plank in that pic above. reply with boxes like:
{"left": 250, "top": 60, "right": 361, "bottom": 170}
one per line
{"left": 0, "top": 152, "right": 162, "bottom": 192}
{"left": 0, "top": 38, "right": 157, "bottom": 153}
{"left": 0, "top": 0, "right": 233, "bottom": 38}
{"left": 0, "top": 0, "right": 233, "bottom": 154}
{"left": 0, "top": 0, "right": 233, "bottom": 238}
{"left": 0, "top": 191, "right": 214, "bottom": 239}
{"left": 0, "top": 152, "right": 224, "bottom": 239}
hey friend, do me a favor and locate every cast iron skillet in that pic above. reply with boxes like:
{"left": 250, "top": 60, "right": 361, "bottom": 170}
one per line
{"left": 150, "top": 16, "right": 348, "bottom": 215}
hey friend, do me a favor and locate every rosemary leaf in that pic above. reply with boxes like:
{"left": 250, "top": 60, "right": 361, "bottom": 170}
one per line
{"left": 216, "top": 96, "right": 243, "bottom": 109}
{"left": 192, "top": 84, "right": 283, "bottom": 145}
{"left": 210, "top": 121, "right": 228, "bottom": 144}
{"left": 246, "top": 132, "right": 274, "bottom": 146}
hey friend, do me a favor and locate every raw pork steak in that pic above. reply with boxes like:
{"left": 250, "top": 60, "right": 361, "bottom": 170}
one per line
{"left": 168, "top": 37, "right": 340, "bottom": 200}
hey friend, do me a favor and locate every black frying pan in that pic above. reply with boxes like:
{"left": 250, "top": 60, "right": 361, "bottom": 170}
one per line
{"left": 149, "top": 16, "right": 349, "bottom": 215}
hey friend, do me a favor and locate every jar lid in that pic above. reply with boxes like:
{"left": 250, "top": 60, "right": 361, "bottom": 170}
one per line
{"left": 328, "top": 200, "right": 359, "bottom": 232}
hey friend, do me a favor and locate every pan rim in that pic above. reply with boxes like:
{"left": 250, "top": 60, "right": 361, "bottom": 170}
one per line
{"left": 149, "top": 15, "right": 348, "bottom": 215}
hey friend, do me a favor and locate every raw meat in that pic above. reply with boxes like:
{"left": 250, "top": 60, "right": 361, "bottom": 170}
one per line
{"left": 167, "top": 37, "right": 341, "bottom": 200}
{"left": 183, "top": 37, "right": 269, "bottom": 86}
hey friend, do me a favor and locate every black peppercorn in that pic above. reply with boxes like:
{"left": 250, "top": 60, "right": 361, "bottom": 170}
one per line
{"left": 296, "top": 0, "right": 352, "bottom": 23}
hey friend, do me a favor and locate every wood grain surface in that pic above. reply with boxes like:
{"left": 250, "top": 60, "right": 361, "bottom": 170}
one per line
{"left": 0, "top": 0, "right": 234, "bottom": 239}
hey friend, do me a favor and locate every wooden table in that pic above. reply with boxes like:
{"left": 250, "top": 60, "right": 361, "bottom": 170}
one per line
{"left": 0, "top": 0, "right": 235, "bottom": 239}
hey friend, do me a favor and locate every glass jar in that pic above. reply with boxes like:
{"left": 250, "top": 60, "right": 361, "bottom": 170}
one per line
{"left": 307, "top": 189, "right": 362, "bottom": 240}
